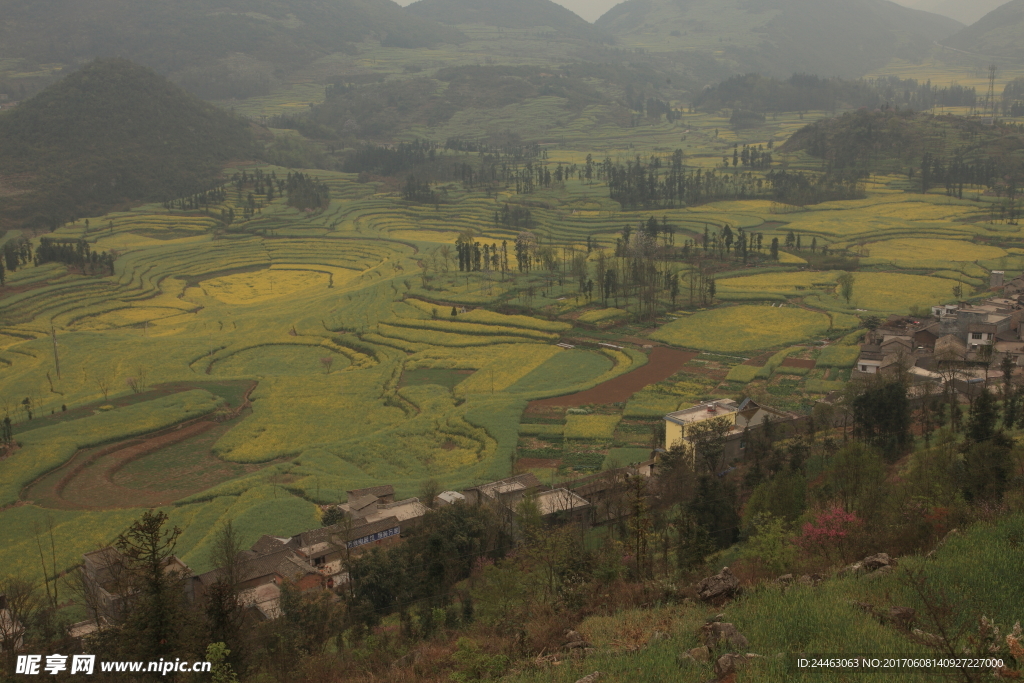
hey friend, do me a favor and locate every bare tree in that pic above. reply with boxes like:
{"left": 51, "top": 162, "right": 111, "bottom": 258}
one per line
{"left": 96, "top": 374, "right": 110, "bottom": 401}
{"left": 0, "top": 577, "right": 36, "bottom": 672}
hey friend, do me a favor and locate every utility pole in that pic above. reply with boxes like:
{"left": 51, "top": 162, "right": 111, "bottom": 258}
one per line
{"left": 987, "top": 64, "right": 998, "bottom": 123}
{"left": 51, "top": 327, "right": 60, "bottom": 380}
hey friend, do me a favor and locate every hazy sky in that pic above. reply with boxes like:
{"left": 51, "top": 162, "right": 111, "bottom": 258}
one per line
{"left": 394, "top": 0, "right": 1010, "bottom": 26}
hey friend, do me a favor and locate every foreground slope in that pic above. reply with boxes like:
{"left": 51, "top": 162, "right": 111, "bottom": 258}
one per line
{"left": 942, "top": 0, "right": 1024, "bottom": 60}
{"left": 405, "top": 0, "right": 612, "bottom": 42}
{"left": 0, "top": 59, "right": 257, "bottom": 227}
{"left": 595, "top": 0, "right": 962, "bottom": 78}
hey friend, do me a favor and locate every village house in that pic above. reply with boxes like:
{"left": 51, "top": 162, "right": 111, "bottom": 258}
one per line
{"left": 331, "top": 483, "right": 426, "bottom": 528}
{"left": 462, "top": 472, "right": 544, "bottom": 508}
{"left": 435, "top": 490, "right": 466, "bottom": 506}
{"left": 81, "top": 548, "right": 195, "bottom": 622}
{"left": 663, "top": 398, "right": 794, "bottom": 470}
{"left": 531, "top": 488, "right": 592, "bottom": 525}
{"left": 565, "top": 459, "right": 655, "bottom": 525}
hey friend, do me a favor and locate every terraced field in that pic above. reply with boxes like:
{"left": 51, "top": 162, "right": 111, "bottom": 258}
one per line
{"left": 4, "top": 68, "right": 1024, "bottom": 585}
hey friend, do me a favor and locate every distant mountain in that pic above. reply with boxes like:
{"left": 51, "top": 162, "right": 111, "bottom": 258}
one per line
{"left": 405, "top": 0, "right": 612, "bottom": 42}
{"left": 0, "top": 59, "right": 258, "bottom": 228}
{"left": 942, "top": 0, "right": 1024, "bottom": 61}
{"left": 0, "top": 0, "right": 465, "bottom": 99}
{"left": 595, "top": 0, "right": 962, "bottom": 78}
{"left": 890, "top": 0, "right": 1010, "bottom": 26}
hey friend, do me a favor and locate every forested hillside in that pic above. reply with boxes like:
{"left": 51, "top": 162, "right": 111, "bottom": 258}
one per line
{"left": 781, "top": 109, "right": 1024, "bottom": 189}
{"left": 0, "top": 59, "right": 257, "bottom": 228}
{"left": 287, "top": 62, "right": 684, "bottom": 142}
{"left": 0, "top": 0, "right": 465, "bottom": 99}
{"left": 595, "top": 0, "right": 961, "bottom": 78}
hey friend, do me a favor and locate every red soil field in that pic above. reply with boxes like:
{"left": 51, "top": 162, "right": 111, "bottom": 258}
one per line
{"left": 529, "top": 347, "right": 698, "bottom": 407}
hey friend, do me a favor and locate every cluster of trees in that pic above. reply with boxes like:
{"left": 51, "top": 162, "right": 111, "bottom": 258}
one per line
{"left": 402, "top": 176, "right": 438, "bottom": 205}
{"left": 0, "top": 238, "right": 33, "bottom": 286}
{"left": 285, "top": 172, "right": 330, "bottom": 212}
{"left": 454, "top": 234, "right": 510, "bottom": 275}
{"left": 766, "top": 169, "right": 866, "bottom": 206}
{"left": 494, "top": 204, "right": 534, "bottom": 232}
{"left": 725, "top": 142, "right": 774, "bottom": 170}
{"left": 624, "top": 86, "right": 682, "bottom": 122}
{"left": 161, "top": 186, "right": 228, "bottom": 213}
{"left": 915, "top": 151, "right": 1021, "bottom": 223}
{"left": 35, "top": 238, "right": 116, "bottom": 276}
{"left": 606, "top": 151, "right": 768, "bottom": 209}
{"left": 603, "top": 150, "right": 860, "bottom": 209}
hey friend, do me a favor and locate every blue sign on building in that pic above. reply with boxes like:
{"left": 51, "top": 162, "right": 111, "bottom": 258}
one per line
{"left": 347, "top": 526, "right": 400, "bottom": 549}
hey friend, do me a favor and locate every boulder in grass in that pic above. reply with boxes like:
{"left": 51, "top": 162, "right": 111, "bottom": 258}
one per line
{"left": 701, "top": 622, "right": 749, "bottom": 651}
{"left": 697, "top": 566, "right": 740, "bottom": 602}
{"left": 862, "top": 553, "right": 895, "bottom": 571}
{"left": 714, "top": 653, "right": 762, "bottom": 677}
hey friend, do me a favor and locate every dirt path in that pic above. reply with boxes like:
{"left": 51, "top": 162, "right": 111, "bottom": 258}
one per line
{"left": 529, "top": 347, "right": 698, "bottom": 407}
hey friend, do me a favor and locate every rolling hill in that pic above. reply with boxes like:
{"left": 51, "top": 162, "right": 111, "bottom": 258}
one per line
{"left": 404, "top": 0, "right": 612, "bottom": 42}
{"left": 941, "top": 0, "right": 1024, "bottom": 61}
{"left": 0, "top": 0, "right": 465, "bottom": 99}
{"left": 0, "top": 59, "right": 258, "bottom": 229}
{"left": 594, "top": 0, "right": 962, "bottom": 78}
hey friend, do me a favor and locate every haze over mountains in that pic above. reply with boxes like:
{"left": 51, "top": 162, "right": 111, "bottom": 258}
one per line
{"left": 890, "top": 0, "right": 1009, "bottom": 26}
{"left": 0, "top": 0, "right": 463, "bottom": 98}
{"left": 942, "top": 0, "right": 1024, "bottom": 61}
{"left": 594, "top": 0, "right": 961, "bottom": 78}
{"left": 405, "top": 0, "right": 612, "bottom": 42}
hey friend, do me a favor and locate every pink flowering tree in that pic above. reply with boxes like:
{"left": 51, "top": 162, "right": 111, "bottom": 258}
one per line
{"left": 797, "top": 505, "right": 863, "bottom": 564}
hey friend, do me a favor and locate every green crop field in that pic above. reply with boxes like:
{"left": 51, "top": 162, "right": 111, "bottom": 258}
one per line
{"left": 650, "top": 306, "right": 832, "bottom": 353}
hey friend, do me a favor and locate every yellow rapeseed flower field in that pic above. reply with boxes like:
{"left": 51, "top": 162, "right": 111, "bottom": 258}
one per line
{"left": 564, "top": 414, "right": 622, "bottom": 439}
{"left": 864, "top": 238, "right": 1006, "bottom": 264}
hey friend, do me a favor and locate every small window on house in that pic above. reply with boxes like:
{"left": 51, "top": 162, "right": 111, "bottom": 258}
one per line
{"left": 972, "top": 333, "right": 983, "bottom": 340}
{"left": 861, "top": 365, "right": 867, "bottom": 371}
{"left": 313, "top": 556, "right": 325, "bottom": 567}
{"left": 987, "top": 333, "right": 993, "bottom": 340}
